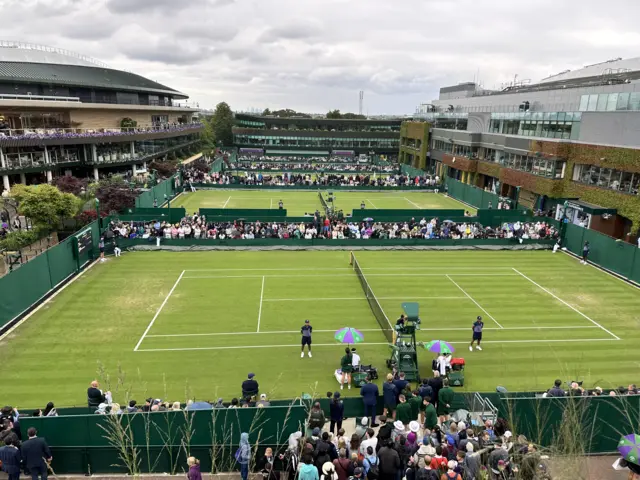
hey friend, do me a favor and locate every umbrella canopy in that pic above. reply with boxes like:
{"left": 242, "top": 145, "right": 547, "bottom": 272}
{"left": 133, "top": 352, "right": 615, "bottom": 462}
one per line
{"left": 363, "top": 217, "right": 374, "bottom": 222}
{"left": 424, "top": 340, "right": 454, "bottom": 354}
{"left": 335, "top": 327, "right": 364, "bottom": 344}
{"left": 618, "top": 434, "right": 640, "bottom": 464}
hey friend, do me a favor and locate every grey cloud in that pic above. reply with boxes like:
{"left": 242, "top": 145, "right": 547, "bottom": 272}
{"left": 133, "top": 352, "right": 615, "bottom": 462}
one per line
{"left": 106, "top": 0, "right": 208, "bottom": 14}
{"left": 258, "top": 20, "right": 324, "bottom": 43}
{"left": 175, "top": 24, "right": 239, "bottom": 42}
{"left": 121, "top": 42, "right": 214, "bottom": 65}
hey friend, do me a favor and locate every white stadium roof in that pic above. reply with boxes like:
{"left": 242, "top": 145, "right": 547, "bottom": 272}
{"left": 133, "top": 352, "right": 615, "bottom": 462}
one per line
{"left": 0, "top": 41, "right": 109, "bottom": 68}
{"left": 539, "top": 57, "right": 640, "bottom": 84}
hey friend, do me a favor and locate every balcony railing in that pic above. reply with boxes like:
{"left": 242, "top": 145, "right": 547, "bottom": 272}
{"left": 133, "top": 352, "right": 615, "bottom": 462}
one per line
{"left": 0, "top": 93, "right": 200, "bottom": 109}
{"left": 0, "top": 93, "right": 81, "bottom": 103}
{"left": 0, "top": 123, "right": 203, "bottom": 142}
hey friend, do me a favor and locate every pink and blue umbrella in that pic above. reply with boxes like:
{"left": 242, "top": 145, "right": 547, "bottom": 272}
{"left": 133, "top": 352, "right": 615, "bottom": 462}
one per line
{"left": 618, "top": 434, "right": 640, "bottom": 464}
{"left": 335, "top": 327, "right": 364, "bottom": 344}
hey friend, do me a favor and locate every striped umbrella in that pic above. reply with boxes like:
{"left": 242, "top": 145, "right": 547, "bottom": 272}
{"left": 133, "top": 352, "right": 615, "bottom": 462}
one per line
{"left": 335, "top": 327, "right": 364, "bottom": 344}
{"left": 424, "top": 340, "right": 454, "bottom": 354}
{"left": 618, "top": 434, "right": 640, "bottom": 464}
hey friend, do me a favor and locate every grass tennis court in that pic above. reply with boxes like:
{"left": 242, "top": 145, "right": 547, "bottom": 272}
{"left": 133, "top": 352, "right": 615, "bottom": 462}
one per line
{"left": 2, "top": 250, "right": 638, "bottom": 407}
{"left": 173, "top": 190, "right": 473, "bottom": 216}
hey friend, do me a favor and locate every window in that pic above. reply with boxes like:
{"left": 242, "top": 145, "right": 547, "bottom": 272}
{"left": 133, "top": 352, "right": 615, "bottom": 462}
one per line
{"left": 573, "top": 164, "right": 639, "bottom": 195}
{"left": 587, "top": 94, "right": 598, "bottom": 111}
{"left": 617, "top": 92, "right": 630, "bottom": 110}
{"left": 630, "top": 92, "right": 640, "bottom": 111}
{"left": 596, "top": 94, "right": 608, "bottom": 111}
{"left": 606, "top": 93, "right": 619, "bottom": 111}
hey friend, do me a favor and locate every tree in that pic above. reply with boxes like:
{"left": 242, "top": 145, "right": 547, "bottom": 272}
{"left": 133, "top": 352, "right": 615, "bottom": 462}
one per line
{"left": 212, "top": 102, "right": 234, "bottom": 146}
{"left": 52, "top": 175, "right": 87, "bottom": 196}
{"left": 326, "top": 109, "right": 342, "bottom": 119}
{"left": 15, "top": 184, "right": 80, "bottom": 230}
{"left": 94, "top": 177, "right": 139, "bottom": 213}
{"left": 262, "top": 108, "right": 271, "bottom": 116}
{"left": 200, "top": 117, "right": 216, "bottom": 154}
{"left": 341, "top": 112, "right": 366, "bottom": 119}
{"left": 149, "top": 159, "right": 180, "bottom": 178}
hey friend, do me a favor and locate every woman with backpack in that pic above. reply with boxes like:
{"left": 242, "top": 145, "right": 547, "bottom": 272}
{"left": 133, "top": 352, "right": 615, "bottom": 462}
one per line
{"left": 363, "top": 446, "right": 379, "bottom": 480}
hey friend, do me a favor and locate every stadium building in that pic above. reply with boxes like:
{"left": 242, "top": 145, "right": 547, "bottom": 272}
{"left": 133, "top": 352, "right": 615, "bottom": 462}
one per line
{"left": 0, "top": 41, "right": 202, "bottom": 193}
{"left": 413, "top": 57, "right": 640, "bottom": 238}
{"left": 232, "top": 113, "right": 401, "bottom": 158}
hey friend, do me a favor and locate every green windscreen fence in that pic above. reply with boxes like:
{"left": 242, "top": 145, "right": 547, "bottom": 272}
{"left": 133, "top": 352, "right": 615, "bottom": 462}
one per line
{"left": 401, "top": 164, "right": 428, "bottom": 177}
{"left": 446, "top": 177, "right": 501, "bottom": 209}
{"left": 199, "top": 208, "right": 287, "bottom": 218}
{"left": 563, "top": 222, "right": 640, "bottom": 283}
{"left": 0, "top": 221, "right": 100, "bottom": 329}
{"left": 135, "top": 174, "right": 180, "bottom": 208}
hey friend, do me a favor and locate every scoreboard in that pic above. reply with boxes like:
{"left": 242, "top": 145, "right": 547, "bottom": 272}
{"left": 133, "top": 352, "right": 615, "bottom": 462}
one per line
{"left": 75, "top": 227, "right": 93, "bottom": 254}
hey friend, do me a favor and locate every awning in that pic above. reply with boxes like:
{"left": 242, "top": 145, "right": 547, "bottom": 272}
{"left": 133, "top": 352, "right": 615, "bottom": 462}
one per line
{"left": 565, "top": 200, "right": 617, "bottom": 216}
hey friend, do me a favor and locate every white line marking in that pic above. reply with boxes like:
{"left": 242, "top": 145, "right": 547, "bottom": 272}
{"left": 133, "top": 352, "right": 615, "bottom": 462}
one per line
{"left": 404, "top": 197, "right": 421, "bottom": 208}
{"left": 222, "top": 196, "right": 231, "bottom": 208}
{"left": 184, "top": 267, "right": 516, "bottom": 272}
{"left": 182, "top": 273, "right": 519, "bottom": 279}
{"left": 0, "top": 260, "right": 99, "bottom": 342}
{"left": 257, "top": 276, "right": 265, "bottom": 332}
{"left": 145, "top": 325, "right": 600, "bottom": 338}
{"left": 512, "top": 268, "right": 621, "bottom": 340}
{"left": 262, "top": 296, "right": 467, "bottom": 302}
{"left": 270, "top": 198, "right": 273, "bottom": 209}
{"left": 133, "top": 270, "right": 185, "bottom": 351}
{"left": 366, "top": 199, "right": 378, "bottom": 209}
{"left": 446, "top": 274, "right": 504, "bottom": 329}
{"left": 135, "top": 337, "right": 620, "bottom": 353}
{"left": 561, "top": 250, "right": 640, "bottom": 290}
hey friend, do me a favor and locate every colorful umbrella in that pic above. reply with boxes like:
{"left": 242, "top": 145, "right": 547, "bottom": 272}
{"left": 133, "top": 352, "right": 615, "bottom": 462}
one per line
{"left": 618, "top": 434, "right": 640, "bottom": 464}
{"left": 424, "top": 340, "right": 454, "bottom": 354}
{"left": 335, "top": 327, "right": 364, "bottom": 344}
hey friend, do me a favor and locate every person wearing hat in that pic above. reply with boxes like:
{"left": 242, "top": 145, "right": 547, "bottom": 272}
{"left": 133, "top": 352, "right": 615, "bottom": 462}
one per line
{"left": 241, "top": 373, "right": 259, "bottom": 398}
{"left": 256, "top": 394, "right": 270, "bottom": 408}
{"left": 350, "top": 466, "right": 364, "bottom": 480}
{"left": 321, "top": 461, "right": 338, "bottom": 480}
{"left": 329, "top": 392, "right": 344, "bottom": 434}
{"left": 301, "top": 319, "right": 313, "bottom": 358}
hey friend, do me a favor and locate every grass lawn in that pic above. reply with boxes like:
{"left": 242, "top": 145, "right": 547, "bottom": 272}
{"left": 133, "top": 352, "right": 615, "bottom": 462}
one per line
{"left": 173, "top": 190, "right": 473, "bottom": 216}
{"left": 2, "top": 250, "right": 638, "bottom": 408}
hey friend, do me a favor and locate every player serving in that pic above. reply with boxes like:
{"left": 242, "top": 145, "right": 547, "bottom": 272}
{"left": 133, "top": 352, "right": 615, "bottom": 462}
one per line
{"left": 301, "top": 319, "right": 312, "bottom": 358}
{"left": 469, "top": 316, "right": 484, "bottom": 351}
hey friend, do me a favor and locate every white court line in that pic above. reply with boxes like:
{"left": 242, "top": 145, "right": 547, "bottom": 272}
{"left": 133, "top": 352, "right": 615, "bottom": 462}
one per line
{"left": 366, "top": 199, "right": 378, "bottom": 209}
{"left": 512, "top": 268, "right": 621, "bottom": 340}
{"left": 133, "top": 270, "right": 185, "bottom": 351}
{"left": 145, "top": 325, "right": 600, "bottom": 338}
{"left": 446, "top": 274, "right": 504, "bottom": 329}
{"left": 182, "top": 273, "right": 519, "bottom": 279}
{"left": 262, "top": 296, "right": 467, "bottom": 302}
{"left": 222, "top": 196, "right": 231, "bottom": 208}
{"left": 403, "top": 197, "right": 421, "bottom": 208}
{"left": 135, "top": 337, "right": 620, "bottom": 352}
{"left": 256, "top": 276, "right": 265, "bottom": 332}
{"left": 184, "top": 267, "right": 516, "bottom": 272}
{"left": 270, "top": 198, "right": 273, "bottom": 209}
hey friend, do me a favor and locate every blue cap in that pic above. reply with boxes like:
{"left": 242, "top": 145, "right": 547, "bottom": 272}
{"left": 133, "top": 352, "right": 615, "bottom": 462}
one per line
{"left": 248, "top": 373, "right": 255, "bottom": 379}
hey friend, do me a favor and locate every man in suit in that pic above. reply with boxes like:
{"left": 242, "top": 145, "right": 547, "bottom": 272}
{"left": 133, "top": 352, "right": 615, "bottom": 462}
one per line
{"left": 20, "top": 428, "right": 52, "bottom": 480}
{"left": 360, "top": 376, "right": 379, "bottom": 427}
{"left": 87, "top": 380, "right": 107, "bottom": 408}
{"left": 0, "top": 438, "right": 22, "bottom": 480}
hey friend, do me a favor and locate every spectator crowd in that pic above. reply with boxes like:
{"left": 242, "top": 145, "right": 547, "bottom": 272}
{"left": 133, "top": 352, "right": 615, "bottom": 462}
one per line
{"left": 104, "top": 215, "right": 558, "bottom": 242}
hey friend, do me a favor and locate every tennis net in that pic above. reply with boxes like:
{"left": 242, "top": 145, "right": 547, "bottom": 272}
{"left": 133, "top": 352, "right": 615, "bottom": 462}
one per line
{"left": 318, "top": 191, "right": 329, "bottom": 214}
{"left": 350, "top": 251, "right": 394, "bottom": 343}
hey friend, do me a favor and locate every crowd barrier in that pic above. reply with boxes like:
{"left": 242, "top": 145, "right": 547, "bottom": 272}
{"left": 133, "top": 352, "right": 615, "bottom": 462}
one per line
{"left": 446, "top": 177, "right": 502, "bottom": 209}
{"left": 0, "top": 221, "right": 100, "bottom": 329}
{"left": 19, "top": 404, "right": 307, "bottom": 474}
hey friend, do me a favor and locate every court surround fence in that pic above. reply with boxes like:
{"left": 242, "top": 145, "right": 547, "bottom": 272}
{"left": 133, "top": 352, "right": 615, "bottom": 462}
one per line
{"left": 446, "top": 177, "right": 503, "bottom": 209}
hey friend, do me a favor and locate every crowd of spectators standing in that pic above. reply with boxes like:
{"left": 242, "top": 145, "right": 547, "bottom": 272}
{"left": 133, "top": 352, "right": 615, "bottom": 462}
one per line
{"left": 231, "top": 173, "right": 436, "bottom": 188}
{"left": 233, "top": 162, "right": 398, "bottom": 173}
{"left": 236, "top": 155, "right": 381, "bottom": 164}
{"left": 104, "top": 215, "right": 558, "bottom": 242}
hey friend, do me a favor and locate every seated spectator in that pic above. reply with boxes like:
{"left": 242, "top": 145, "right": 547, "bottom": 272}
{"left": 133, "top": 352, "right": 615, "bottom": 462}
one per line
{"left": 256, "top": 394, "right": 271, "bottom": 407}
{"left": 241, "top": 373, "right": 259, "bottom": 398}
{"left": 87, "top": 380, "right": 108, "bottom": 408}
{"left": 41, "top": 402, "right": 57, "bottom": 417}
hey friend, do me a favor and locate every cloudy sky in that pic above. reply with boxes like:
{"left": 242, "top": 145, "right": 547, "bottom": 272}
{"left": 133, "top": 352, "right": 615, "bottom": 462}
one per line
{"left": 2, "top": 0, "right": 640, "bottom": 114}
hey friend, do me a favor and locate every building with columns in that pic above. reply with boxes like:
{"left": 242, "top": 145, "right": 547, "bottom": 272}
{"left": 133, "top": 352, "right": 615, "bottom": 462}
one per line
{"left": 414, "top": 58, "right": 640, "bottom": 239}
{"left": 0, "top": 41, "right": 202, "bottom": 193}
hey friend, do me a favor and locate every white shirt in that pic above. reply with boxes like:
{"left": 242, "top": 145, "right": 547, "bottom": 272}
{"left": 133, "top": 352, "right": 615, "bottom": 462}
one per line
{"left": 352, "top": 352, "right": 361, "bottom": 367}
{"left": 360, "top": 436, "right": 378, "bottom": 455}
